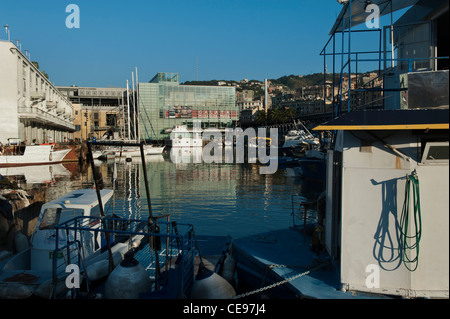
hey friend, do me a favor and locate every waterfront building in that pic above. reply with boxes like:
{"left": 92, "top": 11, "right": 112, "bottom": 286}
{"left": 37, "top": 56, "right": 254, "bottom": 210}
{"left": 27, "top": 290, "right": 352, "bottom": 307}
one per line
{"left": 57, "top": 86, "right": 125, "bottom": 141}
{"left": 138, "top": 73, "right": 238, "bottom": 141}
{"left": 236, "top": 90, "right": 254, "bottom": 104}
{"left": 0, "top": 40, "right": 74, "bottom": 145}
{"left": 239, "top": 108, "right": 262, "bottom": 127}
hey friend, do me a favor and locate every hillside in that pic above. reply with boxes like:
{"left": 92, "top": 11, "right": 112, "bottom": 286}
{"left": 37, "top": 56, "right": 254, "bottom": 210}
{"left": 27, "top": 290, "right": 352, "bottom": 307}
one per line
{"left": 183, "top": 73, "right": 336, "bottom": 93}
{"left": 270, "top": 73, "right": 335, "bottom": 90}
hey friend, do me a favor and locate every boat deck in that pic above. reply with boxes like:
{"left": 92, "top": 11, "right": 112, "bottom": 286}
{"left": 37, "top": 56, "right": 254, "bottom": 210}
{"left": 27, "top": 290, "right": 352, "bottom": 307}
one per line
{"left": 233, "top": 226, "right": 387, "bottom": 299}
{"left": 134, "top": 235, "right": 231, "bottom": 279}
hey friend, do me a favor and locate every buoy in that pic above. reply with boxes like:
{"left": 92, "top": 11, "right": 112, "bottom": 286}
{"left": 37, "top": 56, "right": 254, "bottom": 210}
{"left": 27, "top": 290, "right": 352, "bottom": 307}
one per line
{"left": 220, "top": 253, "right": 236, "bottom": 287}
{"left": 0, "top": 250, "right": 12, "bottom": 261}
{"left": 35, "top": 277, "right": 68, "bottom": 299}
{"left": 104, "top": 254, "right": 152, "bottom": 299}
{"left": 86, "top": 251, "right": 123, "bottom": 281}
{"left": 0, "top": 284, "right": 33, "bottom": 299}
{"left": 14, "top": 232, "right": 29, "bottom": 253}
{"left": 190, "top": 263, "right": 236, "bottom": 299}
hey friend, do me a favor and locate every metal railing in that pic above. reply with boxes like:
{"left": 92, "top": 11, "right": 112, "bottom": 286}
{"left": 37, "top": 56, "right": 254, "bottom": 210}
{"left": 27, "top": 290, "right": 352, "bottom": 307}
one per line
{"left": 18, "top": 106, "right": 75, "bottom": 130}
{"left": 53, "top": 215, "right": 195, "bottom": 299}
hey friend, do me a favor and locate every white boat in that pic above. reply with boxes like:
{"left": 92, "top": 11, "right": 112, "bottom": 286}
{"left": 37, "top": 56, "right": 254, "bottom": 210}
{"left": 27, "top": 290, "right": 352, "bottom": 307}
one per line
{"left": 248, "top": 137, "right": 271, "bottom": 149}
{"left": 93, "top": 144, "right": 165, "bottom": 159}
{"left": 0, "top": 145, "right": 71, "bottom": 168}
{"left": 170, "top": 125, "right": 202, "bottom": 148}
{"left": 0, "top": 188, "right": 134, "bottom": 299}
{"left": 282, "top": 129, "right": 320, "bottom": 148}
{"left": 145, "top": 145, "right": 165, "bottom": 155}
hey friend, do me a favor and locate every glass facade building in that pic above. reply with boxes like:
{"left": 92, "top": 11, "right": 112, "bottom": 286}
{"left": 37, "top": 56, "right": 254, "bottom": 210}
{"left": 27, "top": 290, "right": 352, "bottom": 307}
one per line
{"left": 139, "top": 73, "right": 238, "bottom": 141}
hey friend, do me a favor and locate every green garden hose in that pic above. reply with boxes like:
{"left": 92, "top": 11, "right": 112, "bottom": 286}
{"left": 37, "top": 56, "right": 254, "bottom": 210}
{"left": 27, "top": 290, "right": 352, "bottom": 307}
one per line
{"left": 400, "top": 172, "right": 422, "bottom": 272}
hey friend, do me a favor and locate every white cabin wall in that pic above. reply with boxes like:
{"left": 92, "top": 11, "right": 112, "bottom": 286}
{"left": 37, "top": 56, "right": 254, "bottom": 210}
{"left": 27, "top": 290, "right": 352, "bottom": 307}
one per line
{"left": 324, "top": 149, "right": 334, "bottom": 256}
{"left": 341, "top": 166, "right": 411, "bottom": 295}
{"left": 337, "top": 130, "right": 449, "bottom": 298}
{"left": 412, "top": 164, "right": 449, "bottom": 297}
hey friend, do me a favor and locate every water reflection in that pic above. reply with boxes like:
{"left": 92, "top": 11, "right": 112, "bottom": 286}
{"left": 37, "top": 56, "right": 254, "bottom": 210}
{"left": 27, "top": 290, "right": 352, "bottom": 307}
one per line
{"left": 0, "top": 164, "right": 71, "bottom": 185}
{"left": 1, "top": 151, "right": 325, "bottom": 239}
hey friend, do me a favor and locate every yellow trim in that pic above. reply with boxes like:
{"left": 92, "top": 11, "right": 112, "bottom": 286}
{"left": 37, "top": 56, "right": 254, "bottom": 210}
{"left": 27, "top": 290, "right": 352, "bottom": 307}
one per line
{"left": 313, "top": 124, "right": 449, "bottom": 131}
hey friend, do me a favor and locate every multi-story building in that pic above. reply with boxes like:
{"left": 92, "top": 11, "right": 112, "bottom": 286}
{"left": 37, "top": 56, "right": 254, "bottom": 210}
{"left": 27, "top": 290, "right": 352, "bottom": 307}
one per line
{"left": 57, "top": 86, "right": 125, "bottom": 141}
{"left": 138, "top": 73, "right": 238, "bottom": 141}
{"left": 0, "top": 40, "right": 74, "bottom": 145}
{"left": 236, "top": 90, "right": 254, "bottom": 104}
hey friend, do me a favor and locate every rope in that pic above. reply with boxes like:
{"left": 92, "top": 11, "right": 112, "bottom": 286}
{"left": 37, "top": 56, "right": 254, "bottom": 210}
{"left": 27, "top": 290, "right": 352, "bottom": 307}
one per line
{"left": 233, "top": 262, "right": 328, "bottom": 299}
{"left": 400, "top": 172, "right": 422, "bottom": 272}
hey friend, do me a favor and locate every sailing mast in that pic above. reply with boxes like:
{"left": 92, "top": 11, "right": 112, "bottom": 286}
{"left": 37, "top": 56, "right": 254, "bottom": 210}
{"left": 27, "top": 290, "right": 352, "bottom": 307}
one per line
{"left": 132, "top": 71, "right": 136, "bottom": 142}
{"left": 126, "top": 80, "right": 131, "bottom": 140}
{"left": 135, "top": 67, "right": 140, "bottom": 143}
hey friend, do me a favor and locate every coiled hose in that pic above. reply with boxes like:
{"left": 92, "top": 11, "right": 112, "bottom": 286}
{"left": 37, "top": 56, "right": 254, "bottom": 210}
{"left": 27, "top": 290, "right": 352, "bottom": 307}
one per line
{"left": 400, "top": 172, "right": 422, "bottom": 272}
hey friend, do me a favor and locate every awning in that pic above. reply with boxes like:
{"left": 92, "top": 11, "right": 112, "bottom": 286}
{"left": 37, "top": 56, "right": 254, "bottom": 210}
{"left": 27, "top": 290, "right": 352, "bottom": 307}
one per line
{"left": 313, "top": 109, "right": 449, "bottom": 131}
{"left": 330, "top": 0, "right": 420, "bottom": 35}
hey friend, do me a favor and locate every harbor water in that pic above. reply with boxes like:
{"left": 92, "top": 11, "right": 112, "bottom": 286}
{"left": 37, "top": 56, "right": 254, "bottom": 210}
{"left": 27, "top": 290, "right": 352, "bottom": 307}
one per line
{"left": 5, "top": 149, "right": 325, "bottom": 240}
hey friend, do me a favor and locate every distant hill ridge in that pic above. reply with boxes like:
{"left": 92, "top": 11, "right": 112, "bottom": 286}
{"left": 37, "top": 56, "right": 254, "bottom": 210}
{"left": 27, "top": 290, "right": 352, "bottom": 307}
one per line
{"left": 183, "top": 73, "right": 336, "bottom": 92}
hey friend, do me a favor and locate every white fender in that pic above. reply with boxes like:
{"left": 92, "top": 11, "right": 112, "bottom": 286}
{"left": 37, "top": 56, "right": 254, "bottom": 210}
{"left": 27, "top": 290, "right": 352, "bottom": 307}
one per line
{"left": 0, "top": 250, "right": 12, "bottom": 261}
{"left": 86, "top": 251, "right": 123, "bottom": 281}
{"left": 14, "top": 232, "right": 29, "bottom": 253}
{"left": 104, "top": 258, "right": 152, "bottom": 299}
{"left": 221, "top": 253, "right": 236, "bottom": 286}
{"left": 190, "top": 264, "right": 236, "bottom": 299}
{"left": 35, "top": 277, "right": 68, "bottom": 299}
{"left": 0, "top": 283, "right": 33, "bottom": 299}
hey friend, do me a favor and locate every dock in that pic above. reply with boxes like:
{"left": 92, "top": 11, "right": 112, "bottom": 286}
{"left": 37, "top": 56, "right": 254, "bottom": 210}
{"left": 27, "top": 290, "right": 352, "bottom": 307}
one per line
{"left": 232, "top": 226, "right": 386, "bottom": 299}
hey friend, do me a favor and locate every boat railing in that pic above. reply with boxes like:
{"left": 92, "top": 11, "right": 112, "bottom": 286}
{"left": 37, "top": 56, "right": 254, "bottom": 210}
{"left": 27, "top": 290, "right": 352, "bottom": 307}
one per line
{"left": 291, "top": 194, "right": 319, "bottom": 236}
{"left": 53, "top": 215, "right": 195, "bottom": 298}
{"left": 51, "top": 239, "right": 84, "bottom": 298}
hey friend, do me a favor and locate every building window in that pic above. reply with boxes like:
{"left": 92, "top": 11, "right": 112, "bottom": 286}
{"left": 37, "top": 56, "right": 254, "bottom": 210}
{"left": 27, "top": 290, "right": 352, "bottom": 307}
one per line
{"left": 106, "top": 114, "right": 117, "bottom": 126}
{"left": 75, "top": 125, "right": 81, "bottom": 132}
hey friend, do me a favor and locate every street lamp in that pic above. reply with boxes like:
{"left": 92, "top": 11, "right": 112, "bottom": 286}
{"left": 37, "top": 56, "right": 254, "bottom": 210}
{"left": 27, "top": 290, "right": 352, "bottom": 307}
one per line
{"left": 3, "top": 24, "right": 10, "bottom": 42}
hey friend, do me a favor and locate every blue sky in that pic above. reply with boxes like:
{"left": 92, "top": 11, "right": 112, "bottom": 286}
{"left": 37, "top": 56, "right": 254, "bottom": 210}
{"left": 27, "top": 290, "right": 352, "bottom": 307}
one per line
{"left": 1, "top": 0, "right": 390, "bottom": 87}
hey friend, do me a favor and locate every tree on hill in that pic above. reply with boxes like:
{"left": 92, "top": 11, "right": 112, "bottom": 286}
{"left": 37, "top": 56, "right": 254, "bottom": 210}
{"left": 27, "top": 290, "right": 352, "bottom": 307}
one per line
{"left": 31, "top": 61, "right": 49, "bottom": 80}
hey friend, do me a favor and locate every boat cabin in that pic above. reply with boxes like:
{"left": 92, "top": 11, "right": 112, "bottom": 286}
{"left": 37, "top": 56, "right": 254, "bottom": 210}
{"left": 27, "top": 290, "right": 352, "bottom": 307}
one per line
{"left": 31, "top": 189, "right": 114, "bottom": 270}
{"left": 314, "top": 108, "right": 449, "bottom": 298}
{"left": 0, "top": 189, "right": 114, "bottom": 294}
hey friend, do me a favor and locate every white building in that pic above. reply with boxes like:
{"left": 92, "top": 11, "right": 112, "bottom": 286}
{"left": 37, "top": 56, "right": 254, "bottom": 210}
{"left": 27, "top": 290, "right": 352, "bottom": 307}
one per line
{"left": 0, "top": 40, "right": 74, "bottom": 145}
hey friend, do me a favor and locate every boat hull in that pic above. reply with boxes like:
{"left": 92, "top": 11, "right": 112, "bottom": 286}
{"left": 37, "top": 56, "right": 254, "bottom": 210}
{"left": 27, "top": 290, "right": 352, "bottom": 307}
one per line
{"left": 298, "top": 158, "right": 326, "bottom": 181}
{"left": 145, "top": 146, "right": 165, "bottom": 155}
{"left": 0, "top": 148, "right": 71, "bottom": 168}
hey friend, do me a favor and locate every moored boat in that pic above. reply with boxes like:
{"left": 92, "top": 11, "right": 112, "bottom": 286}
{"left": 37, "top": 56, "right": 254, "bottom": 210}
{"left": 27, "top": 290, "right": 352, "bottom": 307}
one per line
{"left": 170, "top": 125, "right": 202, "bottom": 148}
{"left": 0, "top": 188, "right": 127, "bottom": 299}
{"left": 0, "top": 145, "right": 71, "bottom": 168}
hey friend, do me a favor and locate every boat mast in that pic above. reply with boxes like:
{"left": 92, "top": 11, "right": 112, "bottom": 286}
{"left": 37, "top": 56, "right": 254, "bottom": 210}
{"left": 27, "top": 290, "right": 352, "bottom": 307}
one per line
{"left": 132, "top": 71, "right": 136, "bottom": 142}
{"left": 135, "top": 67, "right": 140, "bottom": 143}
{"left": 126, "top": 80, "right": 131, "bottom": 140}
